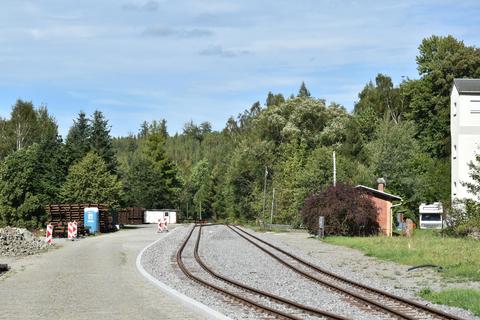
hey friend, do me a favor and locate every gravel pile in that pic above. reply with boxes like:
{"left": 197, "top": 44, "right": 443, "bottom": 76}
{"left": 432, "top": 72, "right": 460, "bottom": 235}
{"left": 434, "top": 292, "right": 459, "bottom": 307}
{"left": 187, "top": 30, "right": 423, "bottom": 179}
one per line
{"left": 0, "top": 227, "right": 48, "bottom": 256}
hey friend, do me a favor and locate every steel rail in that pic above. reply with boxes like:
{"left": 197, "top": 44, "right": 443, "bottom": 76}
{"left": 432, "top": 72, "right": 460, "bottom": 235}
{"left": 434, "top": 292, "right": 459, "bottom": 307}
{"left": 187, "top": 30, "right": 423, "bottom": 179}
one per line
{"left": 229, "top": 224, "right": 465, "bottom": 320}
{"left": 176, "top": 224, "right": 303, "bottom": 320}
{"left": 194, "top": 225, "right": 350, "bottom": 320}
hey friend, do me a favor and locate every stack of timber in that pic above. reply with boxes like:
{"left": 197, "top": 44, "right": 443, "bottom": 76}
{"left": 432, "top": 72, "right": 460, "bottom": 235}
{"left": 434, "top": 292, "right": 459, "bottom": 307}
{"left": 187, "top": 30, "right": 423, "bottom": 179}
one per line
{"left": 45, "top": 204, "right": 116, "bottom": 237}
{"left": 117, "top": 207, "right": 145, "bottom": 225}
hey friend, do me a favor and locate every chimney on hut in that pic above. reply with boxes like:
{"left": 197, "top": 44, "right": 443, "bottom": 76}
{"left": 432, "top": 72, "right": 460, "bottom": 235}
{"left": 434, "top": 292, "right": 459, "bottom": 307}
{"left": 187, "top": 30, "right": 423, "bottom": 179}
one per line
{"left": 377, "top": 177, "right": 386, "bottom": 192}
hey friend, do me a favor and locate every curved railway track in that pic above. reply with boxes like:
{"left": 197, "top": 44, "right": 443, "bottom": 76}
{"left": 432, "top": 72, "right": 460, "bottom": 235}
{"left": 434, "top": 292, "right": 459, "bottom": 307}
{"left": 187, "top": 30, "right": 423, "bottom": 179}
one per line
{"left": 227, "top": 224, "right": 465, "bottom": 320}
{"left": 176, "top": 224, "right": 350, "bottom": 320}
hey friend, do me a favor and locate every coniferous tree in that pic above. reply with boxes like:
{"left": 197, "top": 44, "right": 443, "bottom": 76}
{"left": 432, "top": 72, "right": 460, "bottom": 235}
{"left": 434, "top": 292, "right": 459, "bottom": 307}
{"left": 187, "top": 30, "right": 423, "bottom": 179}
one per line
{"left": 266, "top": 92, "right": 285, "bottom": 106}
{"left": 139, "top": 121, "right": 149, "bottom": 138}
{"left": 122, "top": 124, "right": 180, "bottom": 208}
{"left": 65, "top": 111, "right": 91, "bottom": 166}
{"left": 90, "top": 110, "right": 117, "bottom": 173}
{"left": 297, "top": 81, "right": 311, "bottom": 98}
{"left": 60, "top": 152, "right": 123, "bottom": 207}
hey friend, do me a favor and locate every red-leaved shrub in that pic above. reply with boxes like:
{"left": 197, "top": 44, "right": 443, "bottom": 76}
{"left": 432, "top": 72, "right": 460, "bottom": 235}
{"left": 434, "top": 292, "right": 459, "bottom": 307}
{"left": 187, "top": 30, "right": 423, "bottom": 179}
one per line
{"left": 301, "top": 183, "right": 379, "bottom": 236}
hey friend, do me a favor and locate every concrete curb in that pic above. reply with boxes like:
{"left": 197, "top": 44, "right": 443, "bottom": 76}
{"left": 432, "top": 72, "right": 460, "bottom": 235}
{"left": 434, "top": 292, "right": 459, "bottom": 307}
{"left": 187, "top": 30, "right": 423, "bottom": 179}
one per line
{"left": 136, "top": 225, "right": 232, "bottom": 320}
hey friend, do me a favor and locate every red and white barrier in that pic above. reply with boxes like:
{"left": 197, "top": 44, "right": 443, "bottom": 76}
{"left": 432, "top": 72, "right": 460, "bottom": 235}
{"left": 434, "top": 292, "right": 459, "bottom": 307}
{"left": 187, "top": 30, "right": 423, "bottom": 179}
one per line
{"left": 68, "top": 221, "right": 78, "bottom": 240}
{"left": 73, "top": 221, "right": 78, "bottom": 238}
{"left": 157, "top": 219, "right": 164, "bottom": 233}
{"left": 163, "top": 217, "right": 168, "bottom": 231}
{"left": 45, "top": 224, "right": 53, "bottom": 244}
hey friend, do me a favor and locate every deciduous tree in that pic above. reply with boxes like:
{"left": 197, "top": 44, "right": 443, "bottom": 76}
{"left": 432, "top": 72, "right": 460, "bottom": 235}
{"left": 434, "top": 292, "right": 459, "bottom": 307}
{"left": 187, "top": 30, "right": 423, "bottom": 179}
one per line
{"left": 301, "top": 183, "right": 378, "bottom": 236}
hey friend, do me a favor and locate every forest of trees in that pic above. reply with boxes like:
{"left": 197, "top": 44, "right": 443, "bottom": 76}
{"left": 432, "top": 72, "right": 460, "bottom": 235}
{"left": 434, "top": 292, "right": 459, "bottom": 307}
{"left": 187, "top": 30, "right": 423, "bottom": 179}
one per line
{"left": 1, "top": 35, "right": 480, "bottom": 229}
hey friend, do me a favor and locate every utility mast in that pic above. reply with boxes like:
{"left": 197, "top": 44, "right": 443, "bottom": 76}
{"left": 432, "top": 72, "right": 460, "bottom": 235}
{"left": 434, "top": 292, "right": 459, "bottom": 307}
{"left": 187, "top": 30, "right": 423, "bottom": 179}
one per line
{"left": 333, "top": 151, "right": 336, "bottom": 187}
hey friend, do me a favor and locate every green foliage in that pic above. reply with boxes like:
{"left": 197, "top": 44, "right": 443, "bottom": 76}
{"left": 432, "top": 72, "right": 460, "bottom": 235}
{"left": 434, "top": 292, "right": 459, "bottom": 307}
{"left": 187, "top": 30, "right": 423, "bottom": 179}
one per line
{"left": 0, "top": 145, "right": 44, "bottom": 228}
{"left": 65, "top": 110, "right": 117, "bottom": 173}
{"left": 354, "top": 74, "right": 406, "bottom": 123}
{"left": 123, "top": 155, "right": 170, "bottom": 208}
{"left": 266, "top": 91, "right": 285, "bottom": 106}
{"left": 341, "top": 106, "right": 378, "bottom": 160}
{"left": 419, "top": 288, "right": 480, "bottom": 316}
{"left": 0, "top": 100, "right": 58, "bottom": 160}
{"left": 60, "top": 152, "right": 123, "bottom": 208}
{"left": 297, "top": 81, "right": 311, "bottom": 98}
{"left": 0, "top": 140, "right": 65, "bottom": 228}
{"left": 90, "top": 110, "right": 117, "bottom": 173}
{"left": 365, "top": 121, "right": 420, "bottom": 202}
{"left": 116, "top": 120, "right": 180, "bottom": 209}
{"left": 326, "top": 230, "right": 480, "bottom": 281}
{"left": 404, "top": 35, "right": 480, "bottom": 158}
{"left": 189, "top": 159, "right": 212, "bottom": 219}
{"left": 463, "top": 151, "right": 480, "bottom": 199}
{"left": 255, "top": 96, "right": 328, "bottom": 146}
{"left": 444, "top": 150, "right": 480, "bottom": 236}
{"left": 0, "top": 104, "right": 65, "bottom": 228}
{"left": 65, "top": 111, "right": 91, "bottom": 166}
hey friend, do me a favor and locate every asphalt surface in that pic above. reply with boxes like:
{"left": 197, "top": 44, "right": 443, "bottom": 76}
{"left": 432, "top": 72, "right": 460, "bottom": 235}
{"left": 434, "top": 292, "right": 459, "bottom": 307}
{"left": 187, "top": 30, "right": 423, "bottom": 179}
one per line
{"left": 0, "top": 224, "right": 203, "bottom": 320}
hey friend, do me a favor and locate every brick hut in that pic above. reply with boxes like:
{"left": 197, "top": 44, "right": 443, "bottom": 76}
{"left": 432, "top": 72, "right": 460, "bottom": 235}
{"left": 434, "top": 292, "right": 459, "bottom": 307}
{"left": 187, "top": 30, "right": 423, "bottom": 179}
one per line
{"left": 355, "top": 178, "right": 402, "bottom": 237}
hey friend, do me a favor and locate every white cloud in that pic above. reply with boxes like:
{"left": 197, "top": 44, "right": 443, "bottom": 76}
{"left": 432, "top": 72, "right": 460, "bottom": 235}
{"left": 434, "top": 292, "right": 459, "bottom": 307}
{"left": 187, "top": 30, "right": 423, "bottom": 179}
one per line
{"left": 199, "top": 45, "right": 250, "bottom": 58}
{"left": 28, "top": 25, "right": 99, "bottom": 40}
{"left": 142, "top": 26, "right": 213, "bottom": 38}
{"left": 122, "top": 1, "right": 160, "bottom": 12}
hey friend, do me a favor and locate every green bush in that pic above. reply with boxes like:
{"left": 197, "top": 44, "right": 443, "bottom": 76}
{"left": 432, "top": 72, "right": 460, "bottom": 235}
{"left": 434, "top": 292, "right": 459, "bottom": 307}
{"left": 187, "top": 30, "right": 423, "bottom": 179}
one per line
{"left": 443, "top": 199, "right": 480, "bottom": 238}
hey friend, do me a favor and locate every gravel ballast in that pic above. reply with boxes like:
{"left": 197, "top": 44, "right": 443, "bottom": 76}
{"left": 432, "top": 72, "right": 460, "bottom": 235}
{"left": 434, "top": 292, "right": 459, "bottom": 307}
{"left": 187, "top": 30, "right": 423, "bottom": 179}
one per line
{"left": 253, "top": 228, "right": 479, "bottom": 320}
{"left": 142, "top": 224, "right": 480, "bottom": 319}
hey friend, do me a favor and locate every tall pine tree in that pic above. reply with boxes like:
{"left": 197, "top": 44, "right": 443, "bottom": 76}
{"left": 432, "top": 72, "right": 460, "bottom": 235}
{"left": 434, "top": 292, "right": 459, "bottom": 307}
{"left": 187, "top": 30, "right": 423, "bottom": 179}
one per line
{"left": 90, "top": 110, "right": 117, "bottom": 173}
{"left": 297, "top": 81, "right": 311, "bottom": 98}
{"left": 65, "top": 111, "right": 91, "bottom": 166}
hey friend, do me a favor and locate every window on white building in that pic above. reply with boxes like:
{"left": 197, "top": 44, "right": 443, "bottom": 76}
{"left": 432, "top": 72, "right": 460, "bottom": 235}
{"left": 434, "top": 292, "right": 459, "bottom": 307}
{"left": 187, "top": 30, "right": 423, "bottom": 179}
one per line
{"left": 453, "top": 102, "right": 457, "bottom": 116}
{"left": 453, "top": 145, "right": 457, "bottom": 159}
{"left": 453, "top": 181, "right": 457, "bottom": 196}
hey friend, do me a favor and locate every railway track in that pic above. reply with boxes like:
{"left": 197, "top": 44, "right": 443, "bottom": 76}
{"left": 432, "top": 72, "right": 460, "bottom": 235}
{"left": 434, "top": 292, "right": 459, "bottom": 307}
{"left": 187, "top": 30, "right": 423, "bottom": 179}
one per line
{"left": 227, "top": 224, "right": 465, "bottom": 320}
{"left": 176, "top": 224, "right": 350, "bottom": 319}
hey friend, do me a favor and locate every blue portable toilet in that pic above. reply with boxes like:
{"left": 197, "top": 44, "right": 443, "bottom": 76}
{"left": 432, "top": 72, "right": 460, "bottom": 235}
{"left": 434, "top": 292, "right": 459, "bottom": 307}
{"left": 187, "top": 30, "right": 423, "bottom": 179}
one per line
{"left": 84, "top": 207, "right": 100, "bottom": 234}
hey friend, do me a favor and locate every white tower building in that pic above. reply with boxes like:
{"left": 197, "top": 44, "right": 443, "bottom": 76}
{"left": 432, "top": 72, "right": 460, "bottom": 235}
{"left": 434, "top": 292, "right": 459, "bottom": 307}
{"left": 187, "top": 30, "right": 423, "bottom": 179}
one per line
{"left": 451, "top": 79, "right": 480, "bottom": 202}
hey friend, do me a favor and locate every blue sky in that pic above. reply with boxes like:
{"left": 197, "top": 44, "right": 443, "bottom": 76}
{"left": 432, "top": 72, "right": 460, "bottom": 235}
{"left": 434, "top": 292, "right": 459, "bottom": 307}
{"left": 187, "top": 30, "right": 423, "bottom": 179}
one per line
{"left": 0, "top": 0, "right": 479, "bottom": 137}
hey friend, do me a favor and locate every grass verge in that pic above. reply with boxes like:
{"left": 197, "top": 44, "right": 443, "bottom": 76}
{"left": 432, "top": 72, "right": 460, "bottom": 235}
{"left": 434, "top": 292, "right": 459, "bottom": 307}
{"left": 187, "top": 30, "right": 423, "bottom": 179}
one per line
{"left": 419, "top": 288, "right": 480, "bottom": 316}
{"left": 324, "top": 230, "right": 480, "bottom": 281}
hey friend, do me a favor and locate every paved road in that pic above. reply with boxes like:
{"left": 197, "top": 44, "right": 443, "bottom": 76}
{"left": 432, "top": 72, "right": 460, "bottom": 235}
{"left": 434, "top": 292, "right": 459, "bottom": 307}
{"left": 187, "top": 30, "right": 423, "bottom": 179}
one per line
{"left": 0, "top": 225, "right": 203, "bottom": 320}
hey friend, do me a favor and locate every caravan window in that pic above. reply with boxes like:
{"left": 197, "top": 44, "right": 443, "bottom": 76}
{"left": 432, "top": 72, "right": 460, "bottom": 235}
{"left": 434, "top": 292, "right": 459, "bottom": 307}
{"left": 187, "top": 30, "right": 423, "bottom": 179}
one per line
{"left": 421, "top": 214, "right": 441, "bottom": 221}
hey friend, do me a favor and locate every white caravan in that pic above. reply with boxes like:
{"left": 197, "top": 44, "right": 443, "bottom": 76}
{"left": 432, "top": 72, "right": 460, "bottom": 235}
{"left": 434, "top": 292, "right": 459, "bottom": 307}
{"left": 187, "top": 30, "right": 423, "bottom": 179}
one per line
{"left": 419, "top": 202, "right": 444, "bottom": 229}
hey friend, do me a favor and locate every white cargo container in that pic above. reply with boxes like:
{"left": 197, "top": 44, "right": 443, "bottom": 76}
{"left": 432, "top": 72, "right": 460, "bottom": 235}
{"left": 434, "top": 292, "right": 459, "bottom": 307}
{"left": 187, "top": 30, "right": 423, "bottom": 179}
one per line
{"left": 419, "top": 202, "right": 444, "bottom": 229}
{"left": 144, "top": 210, "right": 177, "bottom": 224}
{"left": 164, "top": 211, "right": 177, "bottom": 224}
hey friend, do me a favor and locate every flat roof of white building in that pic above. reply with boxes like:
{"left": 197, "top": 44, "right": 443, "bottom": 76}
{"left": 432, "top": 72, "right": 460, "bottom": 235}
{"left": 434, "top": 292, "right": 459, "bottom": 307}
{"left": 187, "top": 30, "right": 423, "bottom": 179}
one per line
{"left": 454, "top": 78, "right": 480, "bottom": 94}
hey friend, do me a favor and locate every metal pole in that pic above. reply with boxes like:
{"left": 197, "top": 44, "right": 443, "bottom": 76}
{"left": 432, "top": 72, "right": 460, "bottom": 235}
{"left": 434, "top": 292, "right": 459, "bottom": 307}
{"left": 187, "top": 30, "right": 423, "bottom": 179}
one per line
{"left": 262, "top": 166, "right": 268, "bottom": 222}
{"left": 186, "top": 201, "right": 189, "bottom": 219}
{"left": 199, "top": 202, "right": 202, "bottom": 221}
{"left": 333, "top": 151, "right": 336, "bottom": 187}
{"left": 270, "top": 188, "right": 275, "bottom": 225}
